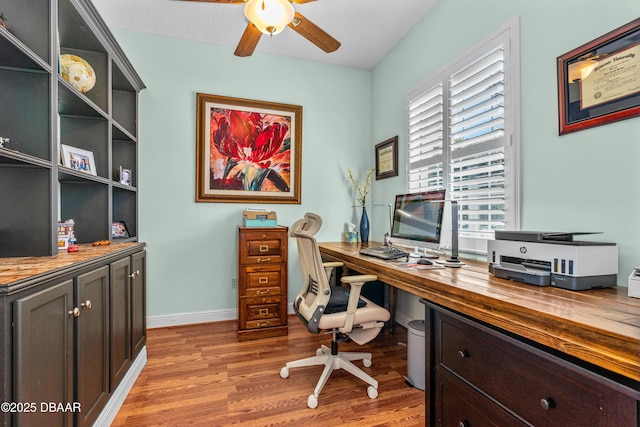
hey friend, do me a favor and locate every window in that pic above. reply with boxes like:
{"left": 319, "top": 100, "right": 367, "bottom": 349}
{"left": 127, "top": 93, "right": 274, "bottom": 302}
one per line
{"left": 405, "top": 18, "right": 520, "bottom": 254}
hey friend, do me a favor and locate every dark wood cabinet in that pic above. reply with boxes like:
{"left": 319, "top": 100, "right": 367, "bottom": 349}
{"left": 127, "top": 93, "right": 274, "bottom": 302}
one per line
{"left": 13, "top": 280, "right": 75, "bottom": 427}
{"left": 237, "top": 227, "right": 288, "bottom": 341}
{"left": 425, "top": 303, "right": 639, "bottom": 427}
{"left": 1, "top": 243, "right": 146, "bottom": 427}
{"left": 75, "top": 266, "right": 110, "bottom": 427}
{"left": 130, "top": 251, "right": 147, "bottom": 357}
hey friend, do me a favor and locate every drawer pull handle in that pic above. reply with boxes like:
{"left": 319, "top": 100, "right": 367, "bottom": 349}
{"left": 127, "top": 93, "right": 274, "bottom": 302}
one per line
{"left": 257, "top": 289, "right": 271, "bottom": 295}
{"left": 257, "top": 321, "right": 270, "bottom": 327}
{"left": 457, "top": 350, "right": 468, "bottom": 359}
{"left": 259, "top": 245, "right": 269, "bottom": 252}
{"left": 257, "top": 258, "right": 271, "bottom": 263}
{"left": 540, "top": 398, "right": 555, "bottom": 411}
{"left": 258, "top": 277, "right": 268, "bottom": 284}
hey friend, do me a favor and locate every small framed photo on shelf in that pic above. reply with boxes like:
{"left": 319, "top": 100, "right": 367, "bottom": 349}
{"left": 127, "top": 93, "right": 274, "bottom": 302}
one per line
{"left": 112, "top": 221, "right": 130, "bottom": 239}
{"left": 118, "top": 166, "right": 132, "bottom": 186}
{"left": 60, "top": 144, "right": 97, "bottom": 176}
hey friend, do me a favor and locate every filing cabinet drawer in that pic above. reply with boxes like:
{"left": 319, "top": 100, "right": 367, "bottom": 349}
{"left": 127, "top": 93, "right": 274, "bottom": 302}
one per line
{"left": 239, "top": 265, "right": 285, "bottom": 296}
{"left": 435, "top": 309, "right": 637, "bottom": 426}
{"left": 239, "top": 296, "right": 286, "bottom": 329}
{"left": 239, "top": 229, "right": 287, "bottom": 264}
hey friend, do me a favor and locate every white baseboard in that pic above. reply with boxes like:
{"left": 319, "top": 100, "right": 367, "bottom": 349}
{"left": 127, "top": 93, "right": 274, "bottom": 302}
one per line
{"left": 147, "top": 306, "right": 299, "bottom": 329}
{"left": 147, "top": 309, "right": 237, "bottom": 328}
{"left": 93, "top": 347, "right": 147, "bottom": 427}
{"left": 146, "top": 305, "right": 413, "bottom": 330}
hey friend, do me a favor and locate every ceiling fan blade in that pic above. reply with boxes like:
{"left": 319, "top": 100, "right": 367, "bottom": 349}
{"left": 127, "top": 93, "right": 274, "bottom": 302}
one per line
{"left": 235, "top": 22, "right": 262, "bottom": 57}
{"left": 288, "top": 12, "right": 340, "bottom": 53}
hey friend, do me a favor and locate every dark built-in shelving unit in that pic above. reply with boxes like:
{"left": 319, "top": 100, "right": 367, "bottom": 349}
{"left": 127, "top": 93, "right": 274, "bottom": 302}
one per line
{"left": 0, "top": 0, "right": 145, "bottom": 257}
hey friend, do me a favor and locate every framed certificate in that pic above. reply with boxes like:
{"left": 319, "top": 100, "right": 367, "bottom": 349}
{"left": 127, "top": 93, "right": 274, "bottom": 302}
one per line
{"left": 375, "top": 136, "right": 398, "bottom": 180}
{"left": 557, "top": 18, "right": 640, "bottom": 135}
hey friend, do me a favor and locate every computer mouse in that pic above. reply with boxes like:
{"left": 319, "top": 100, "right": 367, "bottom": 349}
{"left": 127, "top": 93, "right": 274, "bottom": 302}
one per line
{"left": 417, "top": 258, "right": 433, "bottom": 265}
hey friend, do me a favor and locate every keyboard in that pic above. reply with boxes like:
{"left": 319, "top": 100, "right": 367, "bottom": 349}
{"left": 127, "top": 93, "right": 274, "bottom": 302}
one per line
{"left": 359, "top": 246, "right": 408, "bottom": 260}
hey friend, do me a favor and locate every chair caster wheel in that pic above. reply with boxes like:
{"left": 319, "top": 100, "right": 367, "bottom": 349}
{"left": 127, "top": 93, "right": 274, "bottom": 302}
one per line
{"left": 363, "top": 358, "right": 372, "bottom": 367}
{"left": 367, "top": 386, "right": 378, "bottom": 399}
{"left": 280, "top": 367, "right": 289, "bottom": 379}
{"left": 316, "top": 348, "right": 324, "bottom": 356}
{"left": 307, "top": 394, "right": 318, "bottom": 409}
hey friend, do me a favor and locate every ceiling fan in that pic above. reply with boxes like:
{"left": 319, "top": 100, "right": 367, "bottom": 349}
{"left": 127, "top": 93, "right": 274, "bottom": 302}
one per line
{"left": 181, "top": 0, "right": 341, "bottom": 57}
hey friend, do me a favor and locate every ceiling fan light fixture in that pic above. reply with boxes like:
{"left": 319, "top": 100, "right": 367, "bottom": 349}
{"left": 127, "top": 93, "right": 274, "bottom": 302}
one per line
{"left": 244, "top": 0, "right": 295, "bottom": 36}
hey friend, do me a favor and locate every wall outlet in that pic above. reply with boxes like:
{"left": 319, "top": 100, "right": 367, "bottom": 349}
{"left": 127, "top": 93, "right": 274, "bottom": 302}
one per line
{"left": 231, "top": 278, "right": 237, "bottom": 289}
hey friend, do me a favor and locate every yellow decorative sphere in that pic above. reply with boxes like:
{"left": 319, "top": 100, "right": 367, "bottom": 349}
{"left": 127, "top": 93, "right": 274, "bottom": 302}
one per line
{"left": 60, "top": 54, "right": 96, "bottom": 93}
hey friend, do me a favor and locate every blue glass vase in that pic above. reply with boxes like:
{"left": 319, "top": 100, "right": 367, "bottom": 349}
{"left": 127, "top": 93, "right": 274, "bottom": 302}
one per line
{"left": 360, "top": 206, "right": 370, "bottom": 243}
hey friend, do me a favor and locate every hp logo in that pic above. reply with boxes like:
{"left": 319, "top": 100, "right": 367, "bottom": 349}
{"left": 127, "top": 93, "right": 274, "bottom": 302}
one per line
{"left": 519, "top": 246, "right": 527, "bottom": 254}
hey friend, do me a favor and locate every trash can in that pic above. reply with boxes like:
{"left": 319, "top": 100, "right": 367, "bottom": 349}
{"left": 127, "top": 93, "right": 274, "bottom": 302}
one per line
{"left": 407, "top": 319, "right": 426, "bottom": 390}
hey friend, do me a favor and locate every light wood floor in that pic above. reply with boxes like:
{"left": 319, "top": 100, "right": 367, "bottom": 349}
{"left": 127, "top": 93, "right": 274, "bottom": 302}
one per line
{"left": 111, "top": 317, "right": 425, "bottom": 426}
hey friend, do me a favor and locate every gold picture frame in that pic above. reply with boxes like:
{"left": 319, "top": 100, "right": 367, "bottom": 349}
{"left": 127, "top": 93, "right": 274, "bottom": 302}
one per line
{"left": 196, "top": 93, "right": 302, "bottom": 204}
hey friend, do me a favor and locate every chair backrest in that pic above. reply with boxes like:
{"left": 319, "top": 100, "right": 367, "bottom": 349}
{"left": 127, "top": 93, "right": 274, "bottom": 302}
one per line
{"left": 290, "top": 213, "right": 331, "bottom": 333}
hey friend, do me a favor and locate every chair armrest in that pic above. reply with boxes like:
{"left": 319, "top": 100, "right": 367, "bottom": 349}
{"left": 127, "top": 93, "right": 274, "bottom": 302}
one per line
{"left": 339, "top": 274, "right": 378, "bottom": 332}
{"left": 322, "top": 261, "right": 344, "bottom": 281}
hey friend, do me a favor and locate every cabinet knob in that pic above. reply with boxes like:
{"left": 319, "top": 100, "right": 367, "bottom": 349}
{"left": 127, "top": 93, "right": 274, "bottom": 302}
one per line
{"left": 457, "top": 350, "right": 468, "bottom": 359}
{"left": 81, "top": 300, "right": 92, "bottom": 309}
{"left": 128, "top": 270, "right": 140, "bottom": 278}
{"left": 458, "top": 421, "right": 469, "bottom": 427}
{"left": 68, "top": 307, "right": 80, "bottom": 318}
{"left": 540, "top": 398, "right": 555, "bottom": 411}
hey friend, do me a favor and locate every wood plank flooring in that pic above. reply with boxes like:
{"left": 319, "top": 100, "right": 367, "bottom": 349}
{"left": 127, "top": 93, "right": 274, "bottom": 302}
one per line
{"left": 111, "top": 317, "right": 425, "bottom": 426}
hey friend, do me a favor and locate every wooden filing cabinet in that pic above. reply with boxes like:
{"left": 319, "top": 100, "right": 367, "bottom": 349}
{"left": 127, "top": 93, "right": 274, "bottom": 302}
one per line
{"left": 237, "top": 226, "right": 288, "bottom": 341}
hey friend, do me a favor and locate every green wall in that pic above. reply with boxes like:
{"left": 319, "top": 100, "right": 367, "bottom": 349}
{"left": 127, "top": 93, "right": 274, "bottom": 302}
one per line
{"left": 113, "top": 0, "right": 640, "bottom": 323}
{"left": 113, "top": 31, "right": 372, "bottom": 319}
{"left": 370, "top": 0, "right": 640, "bottom": 319}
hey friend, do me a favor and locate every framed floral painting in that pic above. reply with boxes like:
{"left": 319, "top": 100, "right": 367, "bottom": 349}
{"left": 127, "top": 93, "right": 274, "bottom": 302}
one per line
{"left": 196, "top": 93, "right": 302, "bottom": 203}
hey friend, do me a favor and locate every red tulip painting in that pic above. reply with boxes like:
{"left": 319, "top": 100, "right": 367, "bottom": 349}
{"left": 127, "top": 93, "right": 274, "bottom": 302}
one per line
{"left": 196, "top": 94, "right": 302, "bottom": 204}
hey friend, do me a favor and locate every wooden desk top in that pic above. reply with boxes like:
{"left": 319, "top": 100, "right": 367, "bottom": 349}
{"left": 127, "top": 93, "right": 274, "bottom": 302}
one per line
{"left": 319, "top": 241, "right": 640, "bottom": 383}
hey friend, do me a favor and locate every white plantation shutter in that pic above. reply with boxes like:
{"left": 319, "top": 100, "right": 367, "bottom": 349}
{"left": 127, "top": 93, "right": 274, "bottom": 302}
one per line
{"left": 405, "top": 19, "right": 520, "bottom": 253}
{"left": 407, "top": 82, "right": 444, "bottom": 192}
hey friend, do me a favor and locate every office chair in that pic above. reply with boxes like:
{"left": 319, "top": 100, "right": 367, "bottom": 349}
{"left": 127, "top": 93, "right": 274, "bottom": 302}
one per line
{"left": 280, "top": 213, "right": 390, "bottom": 408}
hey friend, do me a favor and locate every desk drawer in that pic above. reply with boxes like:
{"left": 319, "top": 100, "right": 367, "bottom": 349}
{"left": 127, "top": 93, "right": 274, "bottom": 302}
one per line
{"left": 239, "top": 265, "right": 285, "bottom": 296}
{"left": 436, "top": 367, "right": 527, "bottom": 427}
{"left": 435, "top": 309, "right": 637, "bottom": 427}
{"left": 239, "top": 296, "right": 286, "bottom": 330}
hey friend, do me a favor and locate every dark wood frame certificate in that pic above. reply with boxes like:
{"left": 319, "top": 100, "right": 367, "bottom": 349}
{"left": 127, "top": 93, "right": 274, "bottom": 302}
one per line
{"left": 557, "top": 18, "right": 640, "bottom": 135}
{"left": 375, "top": 136, "right": 398, "bottom": 180}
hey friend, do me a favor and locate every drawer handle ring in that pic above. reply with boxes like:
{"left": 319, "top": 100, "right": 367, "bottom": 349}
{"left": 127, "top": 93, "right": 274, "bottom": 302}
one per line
{"left": 540, "top": 398, "right": 555, "bottom": 411}
{"left": 259, "top": 277, "right": 268, "bottom": 284}
{"left": 457, "top": 350, "right": 468, "bottom": 359}
{"left": 259, "top": 245, "right": 269, "bottom": 252}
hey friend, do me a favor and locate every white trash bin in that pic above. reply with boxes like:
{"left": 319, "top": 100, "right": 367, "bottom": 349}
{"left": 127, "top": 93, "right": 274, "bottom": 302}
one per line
{"left": 407, "top": 319, "right": 426, "bottom": 390}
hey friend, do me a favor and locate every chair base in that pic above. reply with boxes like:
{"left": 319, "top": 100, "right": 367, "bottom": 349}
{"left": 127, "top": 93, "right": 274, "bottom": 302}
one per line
{"left": 280, "top": 344, "right": 379, "bottom": 408}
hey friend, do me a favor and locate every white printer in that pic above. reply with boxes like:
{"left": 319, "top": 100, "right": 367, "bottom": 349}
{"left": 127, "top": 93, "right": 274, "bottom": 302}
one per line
{"left": 487, "top": 231, "right": 618, "bottom": 291}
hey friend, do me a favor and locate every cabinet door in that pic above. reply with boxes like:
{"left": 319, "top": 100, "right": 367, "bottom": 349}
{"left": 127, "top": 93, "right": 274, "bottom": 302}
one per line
{"left": 75, "top": 266, "right": 110, "bottom": 427}
{"left": 110, "top": 257, "right": 131, "bottom": 391}
{"left": 131, "top": 251, "right": 147, "bottom": 357}
{"left": 13, "top": 280, "right": 74, "bottom": 427}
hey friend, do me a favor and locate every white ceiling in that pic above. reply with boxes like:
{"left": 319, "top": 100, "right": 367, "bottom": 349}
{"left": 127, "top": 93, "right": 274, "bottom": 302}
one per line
{"left": 92, "top": 0, "right": 440, "bottom": 70}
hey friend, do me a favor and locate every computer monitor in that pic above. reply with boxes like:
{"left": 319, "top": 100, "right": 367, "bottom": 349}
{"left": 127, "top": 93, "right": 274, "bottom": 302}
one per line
{"left": 389, "top": 190, "right": 446, "bottom": 253}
